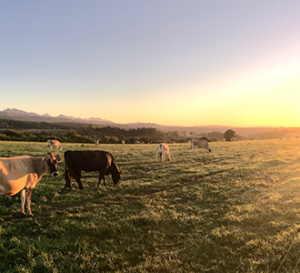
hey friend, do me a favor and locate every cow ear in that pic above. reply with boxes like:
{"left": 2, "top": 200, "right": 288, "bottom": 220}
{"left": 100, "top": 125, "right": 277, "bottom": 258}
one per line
{"left": 43, "top": 153, "right": 52, "bottom": 162}
{"left": 55, "top": 155, "right": 63, "bottom": 162}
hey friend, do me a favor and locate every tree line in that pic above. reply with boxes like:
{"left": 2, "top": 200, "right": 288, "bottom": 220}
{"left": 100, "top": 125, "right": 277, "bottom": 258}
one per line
{"left": 0, "top": 119, "right": 181, "bottom": 143}
{"left": 0, "top": 118, "right": 237, "bottom": 143}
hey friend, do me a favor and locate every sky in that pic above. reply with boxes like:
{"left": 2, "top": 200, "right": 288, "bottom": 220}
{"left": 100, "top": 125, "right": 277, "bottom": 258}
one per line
{"left": 1, "top": 0, "right": 300, "bottom": 127}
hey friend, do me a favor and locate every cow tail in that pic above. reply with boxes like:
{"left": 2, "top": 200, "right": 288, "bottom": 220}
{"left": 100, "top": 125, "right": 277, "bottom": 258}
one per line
{"left": 63, "top": 154, "right": 73, "bottom": 188}
{"left": 64, "top": 157, "right": 68, "bottom": 177}
{"left": 64, "top": 153, "right": 70, "bottom": 177}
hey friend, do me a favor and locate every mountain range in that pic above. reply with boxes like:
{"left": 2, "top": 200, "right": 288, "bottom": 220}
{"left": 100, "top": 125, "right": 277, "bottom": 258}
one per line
{"left": 1, "top": 108, "right": 299, "bottom": 138}
{"left": 0, "top": 108, "right": 114, "bottom": 125}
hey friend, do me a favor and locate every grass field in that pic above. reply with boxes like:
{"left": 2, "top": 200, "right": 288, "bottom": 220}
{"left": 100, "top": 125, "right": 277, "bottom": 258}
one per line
{"left": 1, "top": 139, "right": 300, "bottom": 272}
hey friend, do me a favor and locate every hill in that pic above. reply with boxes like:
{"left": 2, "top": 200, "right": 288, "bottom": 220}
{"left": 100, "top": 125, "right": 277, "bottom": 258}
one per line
{"left": 0, "top": 108, "right": 115, "bottom": 125}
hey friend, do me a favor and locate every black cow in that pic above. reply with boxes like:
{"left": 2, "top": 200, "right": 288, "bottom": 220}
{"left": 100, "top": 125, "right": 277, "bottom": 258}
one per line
{"left": 64, "top": 150, "right": 122, "bottom": 189}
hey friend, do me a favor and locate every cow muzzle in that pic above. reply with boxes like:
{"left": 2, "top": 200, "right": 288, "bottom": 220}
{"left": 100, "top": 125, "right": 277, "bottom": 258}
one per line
{"left": 52, "top": 172, "right": 59, "bottom": 177}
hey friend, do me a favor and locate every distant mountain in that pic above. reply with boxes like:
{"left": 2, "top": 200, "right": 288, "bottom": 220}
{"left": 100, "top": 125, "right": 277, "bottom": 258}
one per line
{"left": 41, "top": 113, "right": 51, "bottom": 117}
{"left": 0, "top": 108, "right": 115, "bottom": 125}
{"left": 3, "top": 108, "right": 39, "bottom": 117}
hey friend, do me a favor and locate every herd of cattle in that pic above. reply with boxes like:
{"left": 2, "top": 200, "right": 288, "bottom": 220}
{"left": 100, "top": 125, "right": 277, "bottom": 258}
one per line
{"left": 0, "top": 138, "right": 211, "bottom": 216}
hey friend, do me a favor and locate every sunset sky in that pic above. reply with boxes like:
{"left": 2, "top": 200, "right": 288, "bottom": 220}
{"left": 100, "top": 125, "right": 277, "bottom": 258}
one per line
{"left": 1, "top": 1, "right": 300, "bottom": 127}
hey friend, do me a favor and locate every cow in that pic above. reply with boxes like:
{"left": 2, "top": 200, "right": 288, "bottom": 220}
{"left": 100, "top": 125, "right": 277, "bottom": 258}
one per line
{"left": 64, "top": 150, "right": 122, "bottom": 189}
{"left": 156, "top": 143, "right": 171, "bottom": 162}
{"left": 121, "top": 140, "right": 125, "bottom": 145}
{"left": 0, "top": 153, "right": 63, "bottom": 216}
{"left": 191, "top": 139, "right": 212, "bottom": 152}
{"left": 47, "top": 139, "right": 62, "bottom": 151}
{"left": 95, "top": 140, "right": 99, "bottom": 146}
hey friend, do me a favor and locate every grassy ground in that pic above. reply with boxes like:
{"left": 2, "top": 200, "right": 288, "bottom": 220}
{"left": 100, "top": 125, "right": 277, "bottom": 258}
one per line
{"left": 1, "top": 139, "right": 300, "bottom": 272}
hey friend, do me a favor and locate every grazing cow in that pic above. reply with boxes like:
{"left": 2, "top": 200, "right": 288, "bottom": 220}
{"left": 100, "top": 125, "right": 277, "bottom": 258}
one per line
{"left": 0, "top": 153, "right": 63, "bottom": 216}
{"left": 191, "top": 139, "right": 212, "bottom": 152}
{"left": 64, "top": 150, "right": 122, "bottom": 189}
{"left": 95, "top": 140, "right": 99, "bottom": 146}
{"left": 156, "top": 143, "right": 171, "bottom": 162}
{"left": 47, "top": 139, "right": 62, "bottom": 151}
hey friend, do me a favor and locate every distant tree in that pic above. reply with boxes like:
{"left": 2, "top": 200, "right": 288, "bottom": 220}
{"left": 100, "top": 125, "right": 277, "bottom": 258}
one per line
{"left": 109, "top": 136, "right": 119, "bottom": 143}
{"left": 224, "top": 129, "right": 236, "bottom": 141}
{"left": 103, "top": 135, "right": 110, "bottom": 143}
{"left": 206, "top": 131, "right": 224, "bottom": 142}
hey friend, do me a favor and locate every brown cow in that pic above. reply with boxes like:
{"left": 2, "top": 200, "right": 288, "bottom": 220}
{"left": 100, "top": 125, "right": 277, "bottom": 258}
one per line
{"left": 47, "top": 139, "right": 62, "bottom": 151}
{"left": 0, "top": 153, "right": 63, "bottom": 216}
{"left": 64, "top": 150, "right": 122, "bottom": 189}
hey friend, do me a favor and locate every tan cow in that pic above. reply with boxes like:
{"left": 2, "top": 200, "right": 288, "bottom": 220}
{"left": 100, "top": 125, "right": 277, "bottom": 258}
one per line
{"left": 156, "top": 143, "right": 171, "bottom": 162}
{"left": 191, "top": 139, "right": 212, "bottom": 152}
{"left": 0, "top": 153, "right": 63, "bottom": 216}
{"left": 95, "top": 140, "right": 99, "bottom": 146}
{"left": 47, "top": 139, "right": 62, "bottom": 151}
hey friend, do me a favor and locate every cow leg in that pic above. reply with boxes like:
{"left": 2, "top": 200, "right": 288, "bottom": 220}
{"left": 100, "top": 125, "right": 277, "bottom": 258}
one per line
{"left": 20, "top": 189, "right": 26, "bottom": 214}
{"left": 26, "top": 188, "right": 33, "bottom": 216}
{"left": 64, "top": 170, "right": 73, "bottom": 188}
{"left": 98, "top": 172, "right": 107, "bottom": 186}
{"left": 73, "top": 171, "right": 84, "bottom": 189}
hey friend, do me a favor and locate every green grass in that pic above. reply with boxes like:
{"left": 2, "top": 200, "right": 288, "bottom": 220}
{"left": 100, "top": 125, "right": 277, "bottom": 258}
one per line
{"left": 1, "top": 139, "right": 300, "bottom": 272}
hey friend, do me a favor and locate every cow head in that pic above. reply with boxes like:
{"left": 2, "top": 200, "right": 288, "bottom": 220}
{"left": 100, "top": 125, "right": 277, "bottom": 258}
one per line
{"left": 43, "top": 153, "right": 63, "bottom": 176}
{"left": 112, "top": 171, "right": 122, "bottom": 186}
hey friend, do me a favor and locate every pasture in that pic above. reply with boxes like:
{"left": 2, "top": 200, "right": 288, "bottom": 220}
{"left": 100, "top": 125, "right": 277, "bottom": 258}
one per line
{"left": 1, "top": 139, "right": 300, "bottom": 272}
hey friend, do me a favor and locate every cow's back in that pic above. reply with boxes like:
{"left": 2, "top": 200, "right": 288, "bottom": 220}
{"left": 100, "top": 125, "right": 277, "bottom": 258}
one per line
{"left": 64, "top": 150, "right": 111, "bottom": 172}
{"left": 0, "top": 156, "right": 34, "bottom": 180}
{"left": 191, "top": 139, "right": 211, "bottom": 152}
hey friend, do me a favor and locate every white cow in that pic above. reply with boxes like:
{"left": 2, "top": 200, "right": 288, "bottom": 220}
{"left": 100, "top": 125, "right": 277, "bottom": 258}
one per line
{"left": 156, "top": 143, "right": 171, "bottom": 162}
{"left": 191, "top": 139, "right": 212, "bottom": 152}
{"left": 47, "top": 139, "right": 62, "bottom": 151}
{"left": 0, "top": 153, "right": 63, "bottom": 216}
